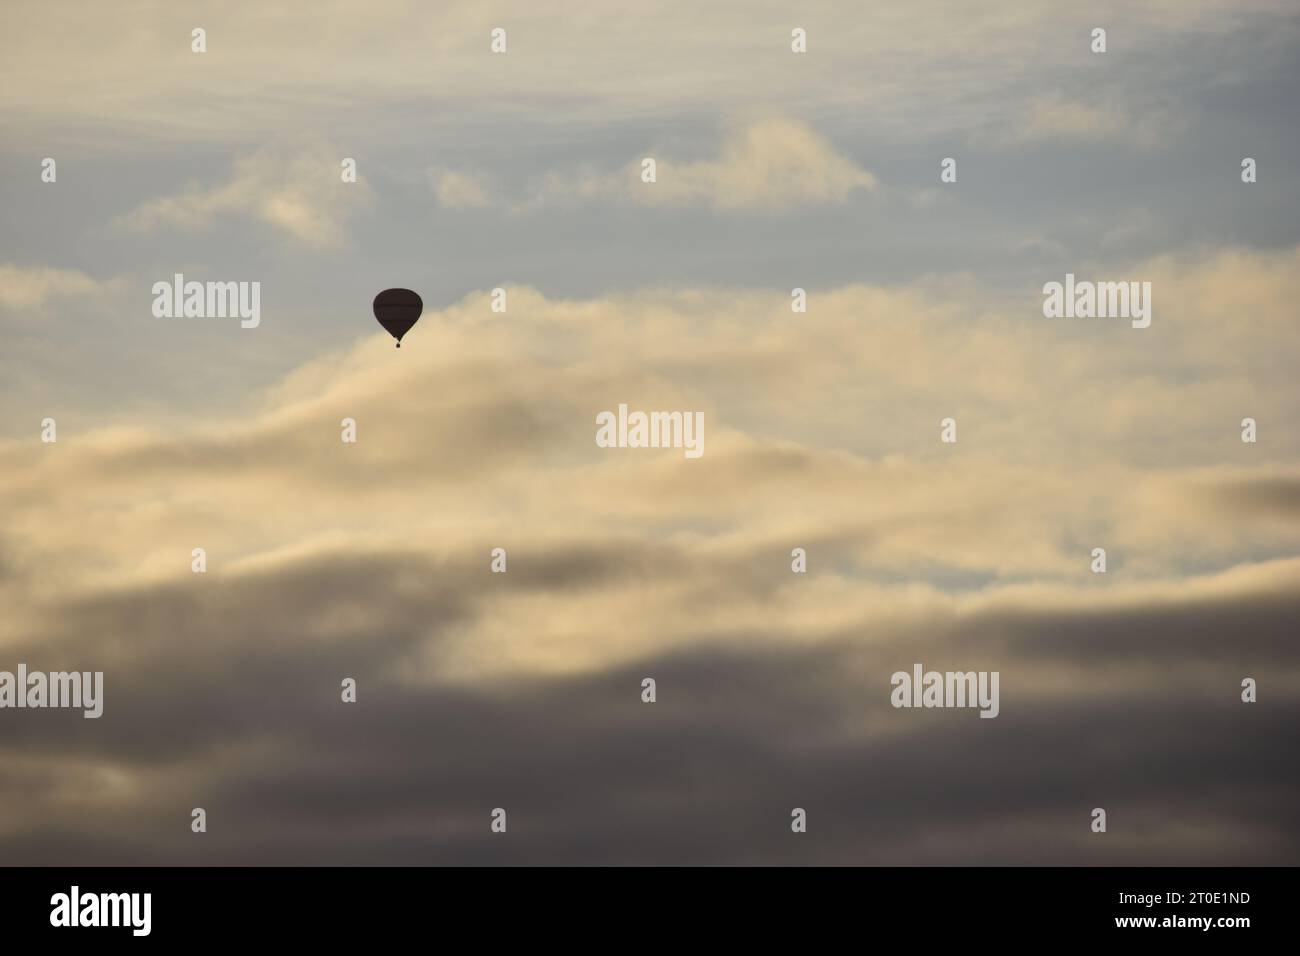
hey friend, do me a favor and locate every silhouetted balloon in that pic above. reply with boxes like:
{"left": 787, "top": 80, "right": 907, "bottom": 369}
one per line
{"left": 372, "top": 288, "right": 423, "bottom": 348}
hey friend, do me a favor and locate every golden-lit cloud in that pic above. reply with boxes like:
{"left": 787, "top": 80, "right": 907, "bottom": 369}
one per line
{"left": 0, "top": 263, "right": 119, "bottom": 310}
{"left": 3, "top": 0, "right": 1298, "bottom": 866}
{"left": 526, "top": 118, "right": 875, "bottom": 211}
{"left": 3, "top": 245, "right": 1297, "bottom": 681}
{"left": 113, "top": 146, "right": 373, "bottom": 248}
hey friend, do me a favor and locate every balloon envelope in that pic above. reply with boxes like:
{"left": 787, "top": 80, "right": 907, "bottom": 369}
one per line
{"left": 372, "top": 288, "right": 423, "bottom": 346}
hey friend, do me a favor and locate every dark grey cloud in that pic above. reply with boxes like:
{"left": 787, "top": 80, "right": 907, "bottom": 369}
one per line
{"left": 2, "top": 0, "right": 1298, "bottom": 869}
{"left": 2, "top": 544, "right": 1296, "bottom": 865}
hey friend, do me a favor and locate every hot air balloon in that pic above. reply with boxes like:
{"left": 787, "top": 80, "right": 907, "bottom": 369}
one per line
{"left": 372, "top": 288, "right": 423, "bottom": 347}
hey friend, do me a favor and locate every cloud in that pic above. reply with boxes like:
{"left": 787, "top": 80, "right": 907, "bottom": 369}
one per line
{"left": 1, "top": 550, "right": 1297, "bottom": 864}
{"left": 2, "top": 0, "right": 1297, "bottom": 866}
{"left": 430, "top": 168, "right": 493, "bottom": 208}
{"left": 113, "top": 147, "right": 373, "bottom": 248}
{"left": 0, "top": 248, "right": 1294, "bottom": 874}
{"left": 984, "top": 93, "right": 1185, "bottom": 149}
{"left": 3, "top": 244, "right": 1298, "bottom": 622}
{"left": 1023, "top": 96, "right": 1139, "bottom": 143}
{"left": 3, "top": 0, "right": 1292, "bottom": 147}
{"left": 1, "top": 235, "right": 1297, "bottom": 862}
{"left": 528, "top": 118, "right": 875, "bottom": 212}
{"left": 0, "top": 263, "right": 117, "bottom": 310}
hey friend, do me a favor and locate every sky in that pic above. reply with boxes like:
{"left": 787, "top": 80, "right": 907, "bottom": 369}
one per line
{"left": 1, "top": 0, "right": 1298, "bottom": 864}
